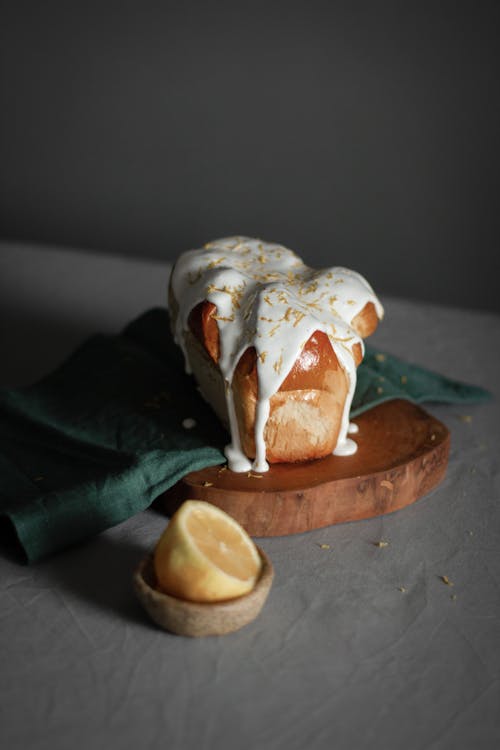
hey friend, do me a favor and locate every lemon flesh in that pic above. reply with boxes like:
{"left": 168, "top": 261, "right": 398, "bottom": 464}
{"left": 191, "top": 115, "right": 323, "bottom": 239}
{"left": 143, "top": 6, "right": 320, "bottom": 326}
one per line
{"left": 154, "top": 500, "right": 262, "bottom": 603}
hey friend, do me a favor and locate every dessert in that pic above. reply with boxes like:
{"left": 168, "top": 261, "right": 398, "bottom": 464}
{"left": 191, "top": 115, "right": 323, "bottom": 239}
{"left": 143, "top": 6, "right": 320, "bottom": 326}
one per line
{"left": 169, "top": 236, "right": 383, "bottom": 473}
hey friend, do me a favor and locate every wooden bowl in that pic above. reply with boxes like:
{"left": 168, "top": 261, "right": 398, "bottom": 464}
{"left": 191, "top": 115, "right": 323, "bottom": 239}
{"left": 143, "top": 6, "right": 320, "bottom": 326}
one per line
{"left": 133, "top": 547, "right": 274, "bottom": 637}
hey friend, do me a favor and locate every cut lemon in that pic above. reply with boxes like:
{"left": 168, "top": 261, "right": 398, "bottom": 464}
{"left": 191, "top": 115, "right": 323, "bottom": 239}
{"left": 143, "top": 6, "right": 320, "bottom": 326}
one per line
{"left": 153, "top": 500, "right": 262, "bottom": 603}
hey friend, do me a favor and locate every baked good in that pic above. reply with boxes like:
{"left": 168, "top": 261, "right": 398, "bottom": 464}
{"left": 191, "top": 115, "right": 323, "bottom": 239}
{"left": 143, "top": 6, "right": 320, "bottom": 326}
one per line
{"left": 169, "top": 236, "right": 383, "bottom": 473}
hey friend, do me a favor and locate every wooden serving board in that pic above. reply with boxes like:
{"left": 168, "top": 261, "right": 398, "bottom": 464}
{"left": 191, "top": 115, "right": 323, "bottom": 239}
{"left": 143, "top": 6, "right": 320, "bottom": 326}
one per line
{"left": 158, "top": 400, "right": 450, "bottom": 536}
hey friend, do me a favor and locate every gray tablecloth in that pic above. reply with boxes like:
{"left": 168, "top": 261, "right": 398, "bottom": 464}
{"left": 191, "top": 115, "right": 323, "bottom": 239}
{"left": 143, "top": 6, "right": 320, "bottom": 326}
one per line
{"left": 1, "top": 243, "right": 499, "bottom": 750}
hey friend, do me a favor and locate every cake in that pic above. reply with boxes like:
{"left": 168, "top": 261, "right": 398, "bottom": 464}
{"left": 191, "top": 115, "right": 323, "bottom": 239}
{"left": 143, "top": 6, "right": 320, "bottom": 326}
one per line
{"left": 169, "top": 236, "right": 384, "bottom": 473}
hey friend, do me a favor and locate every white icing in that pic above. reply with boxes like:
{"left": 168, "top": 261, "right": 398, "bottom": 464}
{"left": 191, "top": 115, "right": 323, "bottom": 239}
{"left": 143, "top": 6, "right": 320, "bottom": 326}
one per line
{"left": 224, "top": 383, "right": 252, "bottom": 473}
{"left": 348, "top": 422, "right": 359, "bottom": 434}
{"left": 333, "top": 437, "right": 358, "bottom": 456}
{"left": 170, "top": 236, "right": 383, "bottom": 472}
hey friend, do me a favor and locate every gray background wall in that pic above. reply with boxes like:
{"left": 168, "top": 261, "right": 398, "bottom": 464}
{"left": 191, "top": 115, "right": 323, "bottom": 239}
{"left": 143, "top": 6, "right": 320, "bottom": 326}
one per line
{"left": 1, "top": 1, "right": 499, "bottom": 312}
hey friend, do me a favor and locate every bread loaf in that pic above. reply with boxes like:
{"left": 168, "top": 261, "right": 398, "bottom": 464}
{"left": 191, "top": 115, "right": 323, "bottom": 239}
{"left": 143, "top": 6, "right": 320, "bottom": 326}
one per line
{"left": 169, "top": 237, "right": 383, "bottom": 473}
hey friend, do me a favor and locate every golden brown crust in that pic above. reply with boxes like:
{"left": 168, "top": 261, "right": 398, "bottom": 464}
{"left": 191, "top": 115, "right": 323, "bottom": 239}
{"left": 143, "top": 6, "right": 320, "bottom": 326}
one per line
{"left": 171, "top": 292, "right": 380, "bottom": 464}
{"left": 351, "top": 301, "right": 379, "bottom": 339}
{"left": 188, "top": 301, "right": 220, "bottom": 363}
{"left": 185, "top": 300, "right": 374, "bottom": 381}
{"left": 232, "top": 350, "right": 348, "bottom": 463}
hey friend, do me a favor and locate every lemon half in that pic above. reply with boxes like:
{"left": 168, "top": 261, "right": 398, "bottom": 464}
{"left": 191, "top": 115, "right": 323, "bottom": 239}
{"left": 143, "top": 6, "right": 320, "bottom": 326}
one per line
{"left": 154, "top": 500, "right": 262, "bottom": 603}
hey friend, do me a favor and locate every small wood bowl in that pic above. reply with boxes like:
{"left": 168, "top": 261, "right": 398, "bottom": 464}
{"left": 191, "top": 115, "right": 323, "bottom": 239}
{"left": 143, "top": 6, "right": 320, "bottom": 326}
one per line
{"left": 133, "top": 547, "right": 274, "bottom": 637}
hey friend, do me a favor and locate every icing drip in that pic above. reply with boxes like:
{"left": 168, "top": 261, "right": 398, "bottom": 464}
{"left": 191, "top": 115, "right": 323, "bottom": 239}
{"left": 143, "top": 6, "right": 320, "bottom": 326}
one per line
{"left": 253, "top": 398, "right": 271, "bottom": 473}
{"left": 333, "top": 438, "right": 358, "bottom": 456}
{"left": 224, "top": 381, "right": 252, "bottom": 473}
{"left": 171, "top": 237, "right": 383, "bottom": 472}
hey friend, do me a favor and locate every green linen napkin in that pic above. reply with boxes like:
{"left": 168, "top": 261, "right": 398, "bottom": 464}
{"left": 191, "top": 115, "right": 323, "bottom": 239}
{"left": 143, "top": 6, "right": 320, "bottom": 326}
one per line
{"left": 352, "top": 348, "right": 491, "bottom": 416}
{"left": 0, "top": 308, "right": 492, "bottom": 562}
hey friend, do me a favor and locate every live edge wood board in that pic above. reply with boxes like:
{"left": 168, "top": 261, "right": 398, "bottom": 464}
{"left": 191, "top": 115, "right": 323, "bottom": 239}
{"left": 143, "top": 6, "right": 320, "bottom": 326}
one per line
{"left": 159, "top": 400, "right": 450, "bottom": 536}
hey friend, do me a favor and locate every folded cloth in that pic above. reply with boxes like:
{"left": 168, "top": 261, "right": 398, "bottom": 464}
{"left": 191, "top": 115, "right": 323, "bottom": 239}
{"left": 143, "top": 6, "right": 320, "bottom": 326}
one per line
{"left": 352, "top": 348, "right": 491, "bottom": 416}
{"left": 0, "top": 308, "right": 492, "bottom": 562}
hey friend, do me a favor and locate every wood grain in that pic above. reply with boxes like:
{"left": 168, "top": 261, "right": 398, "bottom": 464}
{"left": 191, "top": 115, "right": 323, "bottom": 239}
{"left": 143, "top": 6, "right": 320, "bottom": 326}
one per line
{"left": 157, "top": 400, "right": 450, "bottom": 536}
